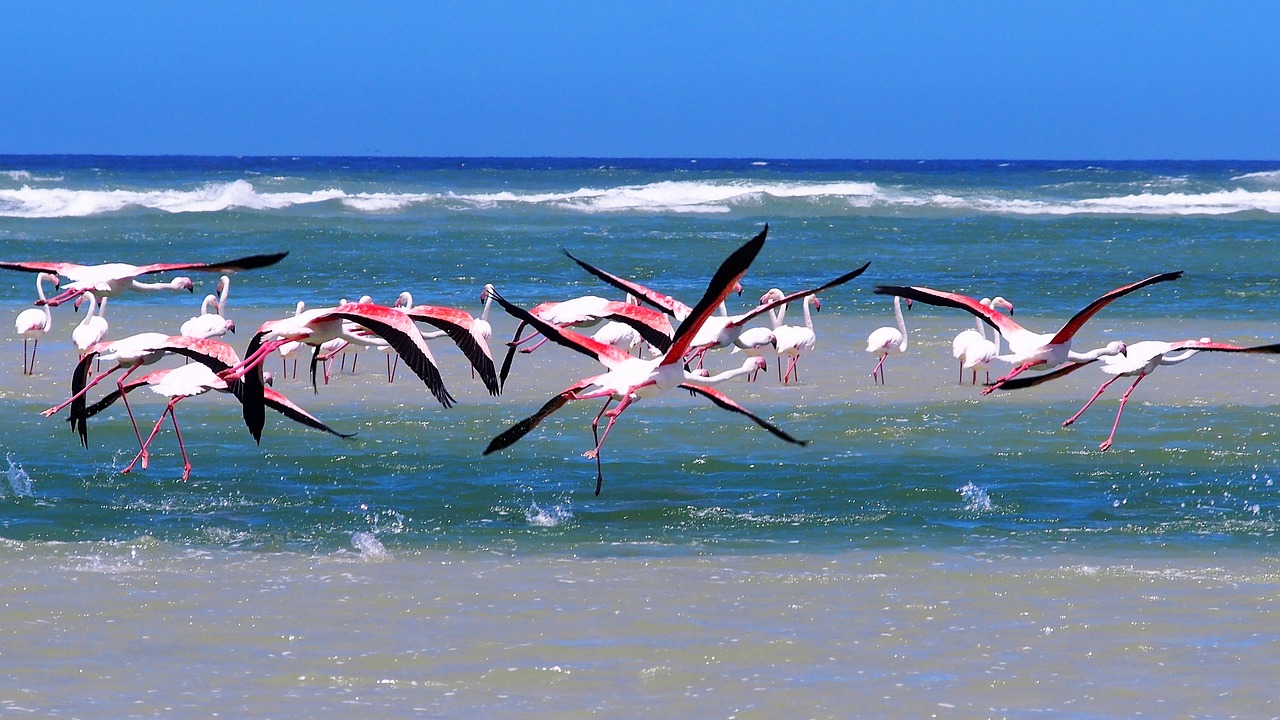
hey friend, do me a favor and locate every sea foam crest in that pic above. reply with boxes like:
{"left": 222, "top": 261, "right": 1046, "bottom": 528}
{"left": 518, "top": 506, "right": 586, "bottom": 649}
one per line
{"left": 0, "top": 179, "right": 346, "bottom": 218}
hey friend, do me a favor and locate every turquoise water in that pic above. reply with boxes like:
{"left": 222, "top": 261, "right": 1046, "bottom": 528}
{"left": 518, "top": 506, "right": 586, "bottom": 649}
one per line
{"left": 2, "top": 157, "right": 1279, "bottom": 716}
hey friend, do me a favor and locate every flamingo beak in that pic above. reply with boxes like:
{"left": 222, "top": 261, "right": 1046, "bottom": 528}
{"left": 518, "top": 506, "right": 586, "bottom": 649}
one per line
{"left": 906, "top": 298, "right": 914, "bottom": 311}
{"left": 813, "top": 296, "right": 822, "bottom": 313}
{"left": 228, "top": 321, "right": 237, "bottom": 334}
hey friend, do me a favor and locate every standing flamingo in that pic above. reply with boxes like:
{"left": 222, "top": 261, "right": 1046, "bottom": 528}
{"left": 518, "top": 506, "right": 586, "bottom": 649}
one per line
{"left": 995, "top": 337, "right": 1280, "bottom": 450}
{"left": 484, "top": 225, "right": 808, "bottom": 495}
{"left": 772, "top": 294, "right": 821, "bottom": 384}
{"left": 71, "top": 291, "right": 110, "bottom": 358}
{"left": 952, "top": 297, "right": 1014, "bottom": 384}
{"left": 14, "top": 272, "right": 58, "bottom": 374}
{"left": 2, "top": 251, "right": 287, "bottom": 307}
{"left": 865, "top": 296, "right": 910, "bottom": 384}
{"left": 179, "top": 290, "right": 235, "bottom": 339}
{"left": 875, "top": 271, "right": 1183, "bottom": 394}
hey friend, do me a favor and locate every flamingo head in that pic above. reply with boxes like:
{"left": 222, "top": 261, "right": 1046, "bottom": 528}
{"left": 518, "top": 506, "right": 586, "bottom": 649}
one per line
{"left": 261, "top": 371, "right": 275, "bottom": 387}
{"left": 732, "top": 281, "right": 744, "bottom": 297}
{"left": 176, "top": 277, "right": 195, "bottom": 293}
{"left": 812, "top": 295, "right": 822, "bottom": 313}
{"left": 747, "top": 356, "right": 767, "bottom": 372}
{"left": 481, "top": 283, "right": 495, "bottom": 303}
{"left": 1106, "top": 341, "right": 1128, "bottom": 357}
{"left": 992, "top": 296, "right": 1013, "bottom": 315}
{"left": 395, "top": 291, "right": 412, "bottom": 309}
{"left": 73, "top": 293, "right": 86, "bottom": 314}
{"left": 758, "top": 288, "right": 784, "bottom": 305}
{"left": 227, "top": 320, "right": 237, "bottom": 334}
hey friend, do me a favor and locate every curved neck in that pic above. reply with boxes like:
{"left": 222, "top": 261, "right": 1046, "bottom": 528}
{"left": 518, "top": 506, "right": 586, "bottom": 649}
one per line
{"left": 892, "top": 296, "right": 906, "bottom": 335}
{"left": 79, "top": 292, "right": 98, "bottom": 321}
{"left": 1068, "top": 344, "right": 1121, "bottom": 362}
{"left": 684, "top": 358, "right": 759, "bottom": 386}
{"left": 217, "top": 277, "right": 230, "bottom": 313}
{"left": 199, "top": 294, "right": 219, "bottom": 315}
{"left": 1159, "top": 348, "right": 1200, "bottom": 365}
{"left": 36, "top": 274, "right": 53, "bottom": 320}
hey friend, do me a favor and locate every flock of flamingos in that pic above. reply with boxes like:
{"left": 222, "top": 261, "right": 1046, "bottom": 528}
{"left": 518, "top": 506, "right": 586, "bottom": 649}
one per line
{"left": 7, "top": 225, "right": 1280, "bottom": 493}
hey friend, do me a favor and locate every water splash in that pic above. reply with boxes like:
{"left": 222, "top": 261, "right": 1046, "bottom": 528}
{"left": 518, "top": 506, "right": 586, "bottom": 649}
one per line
{"left": 5, "top": 454, "right": 33, "bottom": 498}
{"left": 958, "top": 482, "right": 993, "bottom": 512}
{"left": 351, "top": 532, "right": 390, "bottom": 561}
{"left": 526, "top": 501, "right": 573, "bottom": 528}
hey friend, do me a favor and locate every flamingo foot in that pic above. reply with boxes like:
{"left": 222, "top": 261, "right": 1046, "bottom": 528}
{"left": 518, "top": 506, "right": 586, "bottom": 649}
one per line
{"left": 583, "top": 449, "right": 599, "bottom": 460}
{"left": 1098, "top": 440, "right": 1113, "bottom": 452}
{"left": 181, "top": 463, "right": 192, "bottom": 481}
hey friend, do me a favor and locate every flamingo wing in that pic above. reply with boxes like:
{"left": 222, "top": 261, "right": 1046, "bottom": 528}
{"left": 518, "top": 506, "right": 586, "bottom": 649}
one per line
{"left": 483, "top": 379, "right": 593, "bottom": 455}
{"left": 599, "top": 302, "right": 674, "bottom": 351}
{"left": 1166, "top": 339, "right": 1280, "bottom": 354}
{"left": 992, "top": 360, "right": 1096, "bottom": 391}
{"left": 664, "top": 225, "right": 769, "bottom": 365}
{"left": 682, "top": 384, "right": 808, "bottom": 446}
{"left": 732, "top": 261, "right": 872, "bottom": 329}
{"left": 132, "top": 251, "right": 289, "bottom": 277}
{"left": 0, "top": 260, "right": 84, "bottom": 275}
{"left": 874, "top": 285, "right": 1027, "bottom": 339}
{"left": 489, "top": 290, "right": 634, "bottom": 369}
{"left": 405, "top": 304, "right": 501, "bottom": 396}
{"left": 1048, "top": 271, "right": 1183, "bottom": 345}
{"left": 262, "top": 387, "right": 356, "bottom": 438}
{"left": 330, "top": 303, "right": 455, "bottom": 408}
{"left": 561, "top": 248, "right": 694, "bottom": 318}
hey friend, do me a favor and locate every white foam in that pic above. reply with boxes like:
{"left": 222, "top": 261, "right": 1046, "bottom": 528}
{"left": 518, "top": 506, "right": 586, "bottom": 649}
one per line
{"left": 959, "top": 482, "right": 993, "bottom": 512}
{"left": 525, "top": 501, "right": 573, "bottom": 527}
{"left": 350, "top": 531, "right": 390, "bottom": 561}
{"left": 5, "top": 454, "right": 33, "bottom": 497}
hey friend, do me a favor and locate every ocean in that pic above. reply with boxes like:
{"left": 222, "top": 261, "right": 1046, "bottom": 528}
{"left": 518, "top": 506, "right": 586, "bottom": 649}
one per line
{"left": 2, "top": 156, "right": 1279, "bottom": 717}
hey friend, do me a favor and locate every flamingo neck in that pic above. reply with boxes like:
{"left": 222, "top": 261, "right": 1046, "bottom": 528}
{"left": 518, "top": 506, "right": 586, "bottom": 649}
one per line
{"left": 217, "top": 277, "right": 231, "bottom": 314}
{"left": 684, "top": 358, "right": 760, "bottom": 386}
{"left": 892, "top": 296, "right": 907, "bottom": 349}
{"left": 1159, "top": 348, "right": 1201, "bottom": 365}
{"left": 78, "top": 293, "right": 98, "bottom": 325}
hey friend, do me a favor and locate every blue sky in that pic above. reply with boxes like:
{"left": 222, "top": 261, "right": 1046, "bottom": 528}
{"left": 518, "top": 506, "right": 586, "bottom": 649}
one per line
{"left": 4, "top": 2, "right": 1277, "bottom": 159}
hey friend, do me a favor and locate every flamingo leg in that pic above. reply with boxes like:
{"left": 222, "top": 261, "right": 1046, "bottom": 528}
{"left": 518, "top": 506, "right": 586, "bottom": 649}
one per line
{"left": 981, "top": 360, "right": 1043, "bottom": 395}
{"left": 167, "top": 404, "right": 192, "bottom": 480}
{"left": 123, "top": 399, "right": 177, "bottom": 475}
{"left": 115, "top": 364, "right": 151, "bottom": 469}
{"left": 27, "top": 338, "right": 38, "bottom": 375}
{"left": 870, "top": 354, "right": 888, "bottom": 384}
{"left": 1063, "top": 375, "right": 1123, "bottom": 427}
{"left": 958, "top": 359, "right": 964, "bottom": 385}
{"left": 1099, "top": 372, "right": 1148, "bottom": 451}
{"left": 518, "top": 335, "right": 551, "bottom": 354}
{"left": 43, "top": 365, "right": 122, "bottom": 417}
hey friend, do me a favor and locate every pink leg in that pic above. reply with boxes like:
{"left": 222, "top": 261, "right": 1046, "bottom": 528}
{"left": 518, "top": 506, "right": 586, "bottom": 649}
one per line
{"left": 981, "top": 361, "right": 1041, "bottom": 395}
{"left": 115, "top": 364, "right": 151, "bottom": 468}
{"left": 43, "top": 364, "right": 122, "bottom": 417}
{"left": 167, "top": 406, "right": 192, "bottom": 480}
{"left": 1100, "top": 373, "right": 1148, "bottom": 451}
{"left": 123, "top": 400, "right": 177, "bottom": 475}
{"left": 870, "top": 354, "right": 887, "bottom": 384}
{"left": 519, "top": 335, "right": 551, "bottom": 354}
{"left": 1063, "top": 376, "right": 1122, "bottom": 427}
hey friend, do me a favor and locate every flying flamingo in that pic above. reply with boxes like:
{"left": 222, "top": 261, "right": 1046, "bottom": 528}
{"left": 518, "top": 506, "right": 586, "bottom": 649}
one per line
{"left": 14, "top": 272, "right": 58, "bottom": 374}
{"left": 772, "top": 293, "right": 821, "bottom": 384}
{"left": 865, "top": 296, "right": 910, "bottom": 384}
{"left": 483, "top": 225, "right": 808, "bottom": 495}
{"left": 560, "top": 248, "right": 744, "bottom": 323}
{"left": 80, "top": 362, "right": 353, "bottom": 480}
{"left": 995, "top": 337, "right": 1280, "bottom": 450}
{"left": 567, "top": 251, "right": 870, "bottom": 368}
{"left": 72, "top": 291, "right": 110, "bottom": 358}
{"left": 220, "top": 301, "right": 462, "bottom": 442}
{"left": 874, "top": 271, "right": 1183, "bottom": 394}
{"left": 951, "top": 297, "right": 1014, "bottom": 384}
{"left": 497, "top": 294, "right": 675, "bottom": 388}
{"left": 2, "top": 251, "right": 287, "bottom": 307}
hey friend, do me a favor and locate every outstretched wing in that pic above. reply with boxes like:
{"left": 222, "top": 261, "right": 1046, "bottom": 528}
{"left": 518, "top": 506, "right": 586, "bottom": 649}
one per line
{"left": 483, "top": 379, "right": 593, "bottom": 455}
{"left": 1048, "top": 271, "right": 1183, "bottom": 345}
{"left": 683, "top": 384, "right": 808, "bottom": 446}
{"left": 992, "top": 361, "right": 1096, "bottom": 391}
{"left": 665, "top": 225, "right": 769, "bottom": 364}
{"left": 263, "top": 388, "right": 356, "bottom": 438}
{"left": 727, "top": 261, "right": 872, "bottom": 331}
{"left": 489, "top": 290, "right": 634, "bottom": 369}
{"left": 405, "top": 304, "right": 501, "bottom": 396}
{"left": 133, "top": 251, "right": 289, "bottom": 276}
{"left": 561, "top": 248, "right": 693, "bottom": 318}
{"left": 0, "top": 260, "right": 83, "bottom": 275}
{"left": 331, "top": 303, "right": 456, "bottom": 408}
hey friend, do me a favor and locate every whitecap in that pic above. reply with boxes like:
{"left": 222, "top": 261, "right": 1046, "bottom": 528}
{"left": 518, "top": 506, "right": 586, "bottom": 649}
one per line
{"left": 959, "top": 482, "right": 993, "bottom": 512}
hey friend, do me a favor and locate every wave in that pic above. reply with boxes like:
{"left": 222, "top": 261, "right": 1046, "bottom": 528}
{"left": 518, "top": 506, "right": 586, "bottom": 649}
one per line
{"left": 2, "top": 177, "right": 1278, "bottom": 218}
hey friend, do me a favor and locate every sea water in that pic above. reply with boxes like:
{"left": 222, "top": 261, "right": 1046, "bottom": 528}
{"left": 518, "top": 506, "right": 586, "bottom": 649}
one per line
{"left": 1, "top": 157, "right": 1279, "bottom": 717}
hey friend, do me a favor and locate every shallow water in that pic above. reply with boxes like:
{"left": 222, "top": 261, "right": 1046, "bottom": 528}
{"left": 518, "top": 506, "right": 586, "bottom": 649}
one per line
{"left": 2, "top": 157, "right": 1280, "bottom": 716}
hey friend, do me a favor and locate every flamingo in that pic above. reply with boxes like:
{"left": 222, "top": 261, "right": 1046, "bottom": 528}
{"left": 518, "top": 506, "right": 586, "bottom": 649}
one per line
{"left": 560, "top": 247, "right": 852, "bottom": 369}
{"left": 772, "top": 294, "right": 821, "bottom": 384}
{"left": 71, "top": 291, "right": 110, "bottom": 358}
{"left": 498, "top": 294, "right": 675, "bottom": 388}
{"left": 952, "top": 297, "right": 1014, "bottom": 384}
{"left": 875, "top": 271, "right": 1183, "bottom": 394}
{"left": 220, "top": 301, "right": 461, "bottom": 441}
{"left": 995, "top": 337, "right": 1280, "bottom": 450}
{"left": 80, "top": 363, "right": 352, "bottom": 480}
{"left": 484, "top": 225, "right": 808, "bottom": 495}
{"left": 277, "top": 301, "right": 307, "bottom": 379}
{"left": 179, "top": 286, "right": 235, "bottom": 339}
{"left": 14, "top": 272, "right": 58, "bottom": 374}
{"left": 865, "top": 296, "right": 910, "bottom": 384}
{"left": 2, "top": 251, "right": 287, "bottom": 307}
{"left": 731, "top": 326, "right": 776, "bottom": 381}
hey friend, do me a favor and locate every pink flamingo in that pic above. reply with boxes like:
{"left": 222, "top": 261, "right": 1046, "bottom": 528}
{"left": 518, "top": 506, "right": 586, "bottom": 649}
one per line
{"left": 220, "top": 301, "right": 463, "bottom": 442}
{"left": 483, "top": 226, "right": 808, "bottom": 494}
{"left": 995, "top": 337, "right": 1280, "bottom": 450}
{"left": 72, "top": 291, "right": 110, "bottom": 359}
{"left": 875, "top": 271, "right": 1183, "bottom": 394}
{"left": 179, "top": 275, "right": 235, "bottom": 339}
{"left": 81, "top": 363, "right": 352, "bottom": 480}
{"left": 2, "top": 252, "right": 286, "bottom": 307}
{"left": 951, "top": 297, "right": 1014, "bottom": 385}
{"left": 14, "top": 272, "right": 58, "bottom": 374}
{"left": 865, "top": 296, "right": 910, "bottom": 384}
